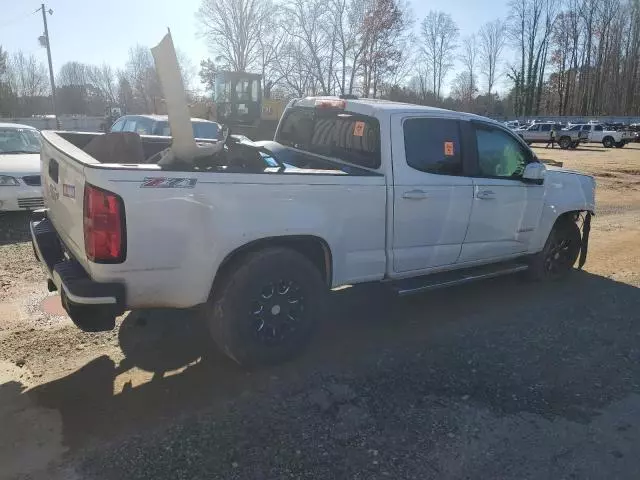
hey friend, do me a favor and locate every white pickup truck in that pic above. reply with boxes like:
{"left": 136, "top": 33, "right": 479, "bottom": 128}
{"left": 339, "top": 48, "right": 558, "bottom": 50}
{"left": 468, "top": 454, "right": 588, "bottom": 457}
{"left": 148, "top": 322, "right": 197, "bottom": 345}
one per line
{"left": 566, "top": 123, "right": 635, "bottom": 148}
{"left": 31, "top": 97, "right": 596, "bottom": 366}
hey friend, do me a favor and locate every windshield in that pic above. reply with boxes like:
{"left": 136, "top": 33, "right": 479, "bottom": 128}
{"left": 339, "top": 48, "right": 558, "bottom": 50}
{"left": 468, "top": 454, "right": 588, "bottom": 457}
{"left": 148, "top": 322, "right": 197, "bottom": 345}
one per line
{"left": 0, "top": 128, "right": 41, "bottom": 154}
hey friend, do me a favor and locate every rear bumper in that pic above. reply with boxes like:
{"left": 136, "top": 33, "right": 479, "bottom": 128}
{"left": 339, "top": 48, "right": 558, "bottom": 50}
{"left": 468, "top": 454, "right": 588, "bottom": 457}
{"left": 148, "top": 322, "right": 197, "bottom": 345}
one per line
{"left": 30, "top": 210, "right": 126, "bottom": 325}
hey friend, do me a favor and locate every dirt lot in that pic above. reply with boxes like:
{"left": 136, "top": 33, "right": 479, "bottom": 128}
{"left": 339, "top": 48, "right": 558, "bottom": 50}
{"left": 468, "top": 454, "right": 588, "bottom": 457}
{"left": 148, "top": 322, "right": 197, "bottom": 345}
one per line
{"left": 1, "top": 144, "right": 640, "bottom": 480}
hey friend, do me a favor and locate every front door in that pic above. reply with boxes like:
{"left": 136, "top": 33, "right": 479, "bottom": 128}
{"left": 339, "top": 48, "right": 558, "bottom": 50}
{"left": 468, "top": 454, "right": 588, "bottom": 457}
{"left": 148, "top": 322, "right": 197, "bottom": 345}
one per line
{"left": 391, "top": 115, "right": 474, "bottom": 274}
{"left": 460, "top": 124, "right": 545, "bottom": 263}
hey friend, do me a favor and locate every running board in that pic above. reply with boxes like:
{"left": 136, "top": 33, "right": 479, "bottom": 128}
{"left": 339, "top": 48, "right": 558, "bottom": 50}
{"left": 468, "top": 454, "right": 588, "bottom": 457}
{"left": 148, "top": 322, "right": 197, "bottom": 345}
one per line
{"left": 390, "top": 262, "right": 529, "bottom": 296}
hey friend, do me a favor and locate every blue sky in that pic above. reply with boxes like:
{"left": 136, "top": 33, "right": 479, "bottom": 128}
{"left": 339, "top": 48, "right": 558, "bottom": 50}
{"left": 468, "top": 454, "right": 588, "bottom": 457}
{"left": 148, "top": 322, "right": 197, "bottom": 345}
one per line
{"left": 0, "top": 0, "right": 512, "bottom": 92}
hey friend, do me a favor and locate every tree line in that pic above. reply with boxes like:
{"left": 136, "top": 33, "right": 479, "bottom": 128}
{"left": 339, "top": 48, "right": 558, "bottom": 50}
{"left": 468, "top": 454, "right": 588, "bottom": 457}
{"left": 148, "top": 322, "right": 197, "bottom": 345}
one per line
{"left": 1, "top": 0, "right": 640, "bottom": 119}
{"left": 0, "top": 44, "right": 195, "bottom": 118}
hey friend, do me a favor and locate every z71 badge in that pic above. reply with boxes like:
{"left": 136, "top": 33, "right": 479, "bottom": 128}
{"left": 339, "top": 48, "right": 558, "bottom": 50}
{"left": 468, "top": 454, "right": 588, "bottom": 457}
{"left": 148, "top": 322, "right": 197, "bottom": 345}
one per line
{"left": 141, "top": 177, "right": 197, "bottom": 188}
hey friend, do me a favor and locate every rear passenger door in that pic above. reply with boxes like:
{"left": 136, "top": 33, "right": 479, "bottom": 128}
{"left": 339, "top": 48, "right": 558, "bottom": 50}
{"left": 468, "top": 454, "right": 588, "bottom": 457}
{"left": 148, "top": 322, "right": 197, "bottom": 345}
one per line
{"left": 390, "top": 115, "right": 474, "bottom": 274}
{"left": 539, "top": 123, "right": 552, "bottom": 142}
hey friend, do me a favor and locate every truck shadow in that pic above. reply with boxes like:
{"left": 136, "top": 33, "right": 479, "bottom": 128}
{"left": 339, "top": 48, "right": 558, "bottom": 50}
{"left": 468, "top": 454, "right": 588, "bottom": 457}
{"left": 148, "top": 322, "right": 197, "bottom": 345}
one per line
{"left": 25, "top": 270, "right": 640, "bottom": 452}
{"left": 0, "top": 211, "right": 31, "bottom": 246}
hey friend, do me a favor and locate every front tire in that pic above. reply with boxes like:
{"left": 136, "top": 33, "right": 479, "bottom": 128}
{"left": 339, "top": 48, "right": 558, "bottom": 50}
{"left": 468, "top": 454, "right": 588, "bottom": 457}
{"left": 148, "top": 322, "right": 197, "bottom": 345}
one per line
{"left": 528, "top": 218, "right": 581, "bottom": 281}
{"left": 603, "top": 136, "right": 614, "bottom": 148}
{"left": 614, "top": 141, "right": 625, "bottom": 148}
{"left": 205, "top": 247, "right": 327, "bottom": 367}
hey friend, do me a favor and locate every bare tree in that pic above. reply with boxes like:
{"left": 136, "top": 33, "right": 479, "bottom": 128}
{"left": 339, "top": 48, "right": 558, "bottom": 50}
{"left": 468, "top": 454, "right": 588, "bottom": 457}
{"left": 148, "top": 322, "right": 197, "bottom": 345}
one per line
{"left": 198, "top": 0, "right": 273, "bottom": 72}
{"left": 256, "top": 7, "right": 287, "bottom": 97}
{"left": 0, "top": 46, "right": 7, "bottom": 77}
{"left": 360, "top": 0, "right": 412, "bottom": 97}
{"left": 508, "top": 0, "right": 557, "bottom": 116}
{"left": 450, "top": 71, "right": 476, "bottom": 107}
{"left": 7, "top": 51, "right": 49, "bottom": 97}
{"left": 57, "top": 61, "right": 90, "bottom": 86}
{"left": 478, "top": 19, "right": 506, "bottom": 95}
{"left": 460, "top": 34, "right": 479, "bottom": 100}
{"left": 283, "top": 0, "right": 334, "bottom": 94}
{"left": 87, "top": 64, "right": 118, "bottom": 104}
{"left": 420, "top": 11, "right": 459, "bottom": 99}
{"left": 124, "top": 44, "right": 161, "bottom": 113}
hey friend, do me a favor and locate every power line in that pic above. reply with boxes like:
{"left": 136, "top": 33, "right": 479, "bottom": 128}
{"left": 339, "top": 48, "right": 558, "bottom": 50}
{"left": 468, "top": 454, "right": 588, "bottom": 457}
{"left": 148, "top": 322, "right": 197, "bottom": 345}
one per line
{"left": 0, "top": 7, "right": 39, "bottom": 29}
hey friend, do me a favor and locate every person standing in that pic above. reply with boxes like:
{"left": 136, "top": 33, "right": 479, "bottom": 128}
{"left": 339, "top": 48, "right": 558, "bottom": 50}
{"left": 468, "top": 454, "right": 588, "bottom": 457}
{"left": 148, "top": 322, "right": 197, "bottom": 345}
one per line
{"left": 546, "top": 127, "right": 556, "bottom": 149}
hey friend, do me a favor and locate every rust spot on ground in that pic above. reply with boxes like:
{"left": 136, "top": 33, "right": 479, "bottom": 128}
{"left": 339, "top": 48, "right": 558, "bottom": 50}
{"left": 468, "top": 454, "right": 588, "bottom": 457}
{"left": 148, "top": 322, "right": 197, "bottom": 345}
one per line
{"left": 40, "top": 296, "right": 66, "bottom": 317}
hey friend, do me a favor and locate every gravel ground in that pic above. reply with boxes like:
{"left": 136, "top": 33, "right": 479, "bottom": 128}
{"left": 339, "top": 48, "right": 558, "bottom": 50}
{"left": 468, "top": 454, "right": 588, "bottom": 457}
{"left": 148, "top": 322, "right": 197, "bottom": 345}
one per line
{"left": 1, "top": 144, "right": 640, "bottom": 480}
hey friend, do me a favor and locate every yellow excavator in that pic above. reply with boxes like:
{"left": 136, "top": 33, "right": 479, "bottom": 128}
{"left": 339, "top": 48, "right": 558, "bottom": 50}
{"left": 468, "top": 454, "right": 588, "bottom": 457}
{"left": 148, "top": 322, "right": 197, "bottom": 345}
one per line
{"left": 208, "top": 71, "right": 285, "bottom": 140}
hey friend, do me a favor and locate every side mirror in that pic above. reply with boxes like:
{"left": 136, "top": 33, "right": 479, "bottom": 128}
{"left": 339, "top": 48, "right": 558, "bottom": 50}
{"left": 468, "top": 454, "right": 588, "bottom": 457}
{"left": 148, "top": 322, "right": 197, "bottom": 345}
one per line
{"left": 522, "top": 162, "right": 546, "bottom": 185}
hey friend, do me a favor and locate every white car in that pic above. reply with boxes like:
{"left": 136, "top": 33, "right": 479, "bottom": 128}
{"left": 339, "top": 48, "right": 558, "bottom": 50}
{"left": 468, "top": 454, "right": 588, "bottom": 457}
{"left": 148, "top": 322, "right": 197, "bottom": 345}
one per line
{"left": 0, "top": 123, "right": 43, "bottom": 211}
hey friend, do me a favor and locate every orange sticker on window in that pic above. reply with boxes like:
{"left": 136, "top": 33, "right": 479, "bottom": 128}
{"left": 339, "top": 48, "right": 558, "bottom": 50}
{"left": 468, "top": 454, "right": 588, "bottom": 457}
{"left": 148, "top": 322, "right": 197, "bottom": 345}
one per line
{"left": 444, "top": 141, "right": 454, "bottom": 156}
{"left": 353, "top": 121, "right": 365, "bottom": 137}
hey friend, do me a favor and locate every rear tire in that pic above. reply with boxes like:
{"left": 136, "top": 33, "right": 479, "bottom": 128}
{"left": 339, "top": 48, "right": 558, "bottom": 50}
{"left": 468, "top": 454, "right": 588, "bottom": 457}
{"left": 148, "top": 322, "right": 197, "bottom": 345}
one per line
{"left": 559, "top": 136, "right": 572, "bottom": 149}
{"left": 603, "top": 136, "right": 614, "bottom": 148}
{"left": 205, "top": 247, "right": 327, "bottom": 367}
{"left": 570, "top": 141, "right": 578, "bottom": 149}
{"left": 528, "top": 218, "right": 581, "bottom": 281}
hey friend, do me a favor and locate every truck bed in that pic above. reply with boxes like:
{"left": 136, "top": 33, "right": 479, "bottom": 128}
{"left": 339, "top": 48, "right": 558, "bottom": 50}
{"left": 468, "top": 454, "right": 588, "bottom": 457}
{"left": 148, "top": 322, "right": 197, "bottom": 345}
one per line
{"left": 39, "top": 130, "right": 387, "bottom": 309}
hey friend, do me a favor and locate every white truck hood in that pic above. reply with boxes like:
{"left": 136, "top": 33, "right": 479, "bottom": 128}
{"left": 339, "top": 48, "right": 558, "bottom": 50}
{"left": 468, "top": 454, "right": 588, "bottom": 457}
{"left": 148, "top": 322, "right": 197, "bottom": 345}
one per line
{"left": 0, "top": 153, "right": 41, "bottom": 175}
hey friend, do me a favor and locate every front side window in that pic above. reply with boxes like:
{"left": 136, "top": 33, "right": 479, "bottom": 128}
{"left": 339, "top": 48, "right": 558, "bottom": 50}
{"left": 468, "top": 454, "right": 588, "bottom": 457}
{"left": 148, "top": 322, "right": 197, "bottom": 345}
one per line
{"left": 528, "top": 124, "right": 540, "bottom": 131}
{"left": 403, "top": 118, "right": 462, "bottom": 175}
{"left": 476, "top": 128, "right": 529, "bottom": 178}
{"left": 595, "top": 125, "right": 603, "bottom": 131}
{"left": 276, "top": 107, "right": 380, "bottom": 169}
{"left": 111, "top": 118, "right": 125, "bottom": 132}
{"left": 540, "top": 124, "right": 551, "bottom": 132}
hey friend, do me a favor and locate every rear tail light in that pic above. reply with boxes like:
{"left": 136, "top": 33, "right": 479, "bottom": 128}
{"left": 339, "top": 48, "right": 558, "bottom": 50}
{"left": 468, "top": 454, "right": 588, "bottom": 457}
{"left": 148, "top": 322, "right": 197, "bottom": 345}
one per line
{"left": 314, "top": 98, "right": 346, "bottom": 109}
{"left": 83, "top": 183, "right": 126, "bottom": 263}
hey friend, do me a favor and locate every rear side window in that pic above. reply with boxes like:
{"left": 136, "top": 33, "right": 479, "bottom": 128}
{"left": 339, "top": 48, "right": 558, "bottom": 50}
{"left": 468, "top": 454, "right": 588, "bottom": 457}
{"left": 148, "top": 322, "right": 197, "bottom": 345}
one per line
{"left": 276, "top": 107, "right": 381, "bottom": 169}
{"left": 403, "top": 118, "right": 462, "bottom": 175}
{"left": 122, "top": 119, "right": 137, "bottom": 132}
{"left": 594, "top": 125, "right": 603, "bottom": 131}
{"left": 540, "top": 124, "right": 551, "bottom": 132}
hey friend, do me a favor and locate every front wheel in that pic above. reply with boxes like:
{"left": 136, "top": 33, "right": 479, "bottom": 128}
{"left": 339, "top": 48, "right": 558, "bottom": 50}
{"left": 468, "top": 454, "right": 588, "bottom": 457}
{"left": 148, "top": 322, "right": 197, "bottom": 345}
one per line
{"left": 205, "top": 247, "right": 327, "bottom": 367}
{"left": 614, "top": 141, "right": 626, "bottom": 148}
{"left": 528, "top": 219, "right": 581, "bottom": 281}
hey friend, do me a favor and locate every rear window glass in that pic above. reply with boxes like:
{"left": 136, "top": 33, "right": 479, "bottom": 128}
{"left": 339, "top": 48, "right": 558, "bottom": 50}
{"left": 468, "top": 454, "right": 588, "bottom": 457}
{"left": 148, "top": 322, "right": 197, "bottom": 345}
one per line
{"left": 153, "top": 121, "right": 219, "bottom": 139}
{"left": 192, "top": 122, "right": 219, "bottom": 139}
{"left": 275, "top": 107, "right": 381, "bottom": 169}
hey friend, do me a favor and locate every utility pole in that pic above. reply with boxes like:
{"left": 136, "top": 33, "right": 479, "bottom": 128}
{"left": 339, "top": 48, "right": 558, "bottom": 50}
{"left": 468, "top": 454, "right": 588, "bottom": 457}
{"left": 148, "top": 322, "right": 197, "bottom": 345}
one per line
{"left": 38, "top": 4, "right": 58, "bottom": 125}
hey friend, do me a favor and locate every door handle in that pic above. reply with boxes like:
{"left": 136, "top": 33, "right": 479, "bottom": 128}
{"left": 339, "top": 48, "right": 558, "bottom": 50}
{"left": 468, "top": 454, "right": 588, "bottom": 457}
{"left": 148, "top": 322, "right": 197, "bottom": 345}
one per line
{"left": 476, "top": 190, "right": 496, "bottom": 200}
{"left": 402, "top": 189, "right": 428, "bottom": 200}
